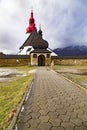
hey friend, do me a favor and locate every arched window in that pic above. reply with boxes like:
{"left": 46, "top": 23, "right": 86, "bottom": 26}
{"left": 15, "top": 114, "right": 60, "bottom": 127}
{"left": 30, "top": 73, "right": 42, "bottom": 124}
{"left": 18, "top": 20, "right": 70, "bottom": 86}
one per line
{"left": 33, "top": 54, "right": 37, "bottom": 58}
{"left": 47, "top": 54, "right": 50, "bottom": 58}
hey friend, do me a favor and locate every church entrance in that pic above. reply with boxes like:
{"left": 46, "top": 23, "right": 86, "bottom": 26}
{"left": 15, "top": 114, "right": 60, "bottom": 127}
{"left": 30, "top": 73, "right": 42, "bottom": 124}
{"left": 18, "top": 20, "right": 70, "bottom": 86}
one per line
{"left": 38, "top": 55, "right": 45, "bottom": 66}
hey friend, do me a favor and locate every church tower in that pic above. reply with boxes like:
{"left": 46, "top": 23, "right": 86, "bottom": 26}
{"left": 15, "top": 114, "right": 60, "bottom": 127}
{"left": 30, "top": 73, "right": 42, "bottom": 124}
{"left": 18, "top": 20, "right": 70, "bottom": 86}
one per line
{"left": 30, "top": 26, "right": 51, "bottom": 66}
{"left": 26, "top": 10, "right": 37, "bottom": 33}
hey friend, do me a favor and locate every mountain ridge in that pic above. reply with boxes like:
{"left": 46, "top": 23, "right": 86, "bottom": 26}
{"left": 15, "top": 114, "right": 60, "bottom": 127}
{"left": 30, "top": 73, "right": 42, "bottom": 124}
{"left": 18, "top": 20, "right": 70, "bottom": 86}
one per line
{"left": 53, "top": 45, "right": 87, "bottom": 56}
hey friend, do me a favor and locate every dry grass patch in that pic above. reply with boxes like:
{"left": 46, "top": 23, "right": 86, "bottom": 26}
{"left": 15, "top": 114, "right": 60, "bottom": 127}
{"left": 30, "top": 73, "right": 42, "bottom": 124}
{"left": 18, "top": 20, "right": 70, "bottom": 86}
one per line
{"left": 54, "top": 65, "right": 87, "bottom": 90}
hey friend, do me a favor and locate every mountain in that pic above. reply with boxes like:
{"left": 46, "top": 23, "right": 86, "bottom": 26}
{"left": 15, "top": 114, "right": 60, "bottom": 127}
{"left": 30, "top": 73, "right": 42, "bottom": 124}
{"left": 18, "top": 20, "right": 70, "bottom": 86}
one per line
{"left": 53, "top": 45, "right": 87, "bottom": 57}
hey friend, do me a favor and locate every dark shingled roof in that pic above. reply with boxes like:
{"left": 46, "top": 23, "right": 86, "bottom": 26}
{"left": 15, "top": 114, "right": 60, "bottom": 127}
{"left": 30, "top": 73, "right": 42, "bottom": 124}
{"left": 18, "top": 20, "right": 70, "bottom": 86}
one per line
{"left": 30, "top": 49, "right": 51, "bottom": 54}
{"left": 20, "top": 30, "right": 38, "bottom": 49}
{"left": 32, "top": 29, "right": 48, "bottom": 49}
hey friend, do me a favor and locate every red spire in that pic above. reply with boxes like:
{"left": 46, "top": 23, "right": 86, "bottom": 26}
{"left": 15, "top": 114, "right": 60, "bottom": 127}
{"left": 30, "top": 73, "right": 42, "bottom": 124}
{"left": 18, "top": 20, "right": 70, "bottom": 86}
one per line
{"left": 26, "top": 10, "right": 37, "bottom": 33}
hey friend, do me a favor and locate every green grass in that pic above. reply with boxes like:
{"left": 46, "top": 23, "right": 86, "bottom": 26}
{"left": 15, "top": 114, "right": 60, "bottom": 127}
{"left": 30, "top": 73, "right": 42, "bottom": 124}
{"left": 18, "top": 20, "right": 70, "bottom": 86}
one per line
{"left": 0, "top": 66, "right": 36, "bottom": 130}
{"left": 54, "top": 65, "right": 87, "bottom": 90}
{"left": 53, "top": 65, "right": 87, "bottom": 70}
{"left": 62, "top": 73, "right": 87, "bottom": 89}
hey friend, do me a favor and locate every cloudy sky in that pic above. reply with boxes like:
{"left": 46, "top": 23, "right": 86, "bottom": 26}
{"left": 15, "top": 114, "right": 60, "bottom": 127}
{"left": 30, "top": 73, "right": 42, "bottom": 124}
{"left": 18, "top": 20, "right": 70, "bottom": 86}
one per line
{"left": 0, "top": 0, "right": 87, "bottom": 54}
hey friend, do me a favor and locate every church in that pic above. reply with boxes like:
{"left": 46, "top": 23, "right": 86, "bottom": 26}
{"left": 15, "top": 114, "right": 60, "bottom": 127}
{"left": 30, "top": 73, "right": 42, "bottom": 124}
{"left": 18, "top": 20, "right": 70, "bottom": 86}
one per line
{"left": 19, "top": 10, "right": 57, "bottom": 66}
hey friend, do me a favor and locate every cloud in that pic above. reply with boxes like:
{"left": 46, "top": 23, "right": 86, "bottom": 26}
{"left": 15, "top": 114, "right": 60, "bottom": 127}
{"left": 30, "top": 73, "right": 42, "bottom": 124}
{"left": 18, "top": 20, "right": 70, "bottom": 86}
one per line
{"left": 0, "top": 0, "right": 87, "bottom": 54}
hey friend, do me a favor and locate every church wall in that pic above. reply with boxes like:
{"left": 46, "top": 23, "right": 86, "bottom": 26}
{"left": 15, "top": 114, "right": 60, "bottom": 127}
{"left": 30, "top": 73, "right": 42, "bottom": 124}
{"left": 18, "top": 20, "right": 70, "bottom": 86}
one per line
{"left": 30, "top": 53, "right": 51, "bottom": 66}
{"left": 31, "top": 53, "right": 38, "bottom": 65}
{"left": 45, "top": 58, "right": 51, "bottom": 66}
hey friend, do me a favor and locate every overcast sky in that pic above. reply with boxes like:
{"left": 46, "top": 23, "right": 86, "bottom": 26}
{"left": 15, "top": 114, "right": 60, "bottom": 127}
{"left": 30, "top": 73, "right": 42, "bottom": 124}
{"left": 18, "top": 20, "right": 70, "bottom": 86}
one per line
{"left": 0, "top": 0, "right": 87, "bottom": 54}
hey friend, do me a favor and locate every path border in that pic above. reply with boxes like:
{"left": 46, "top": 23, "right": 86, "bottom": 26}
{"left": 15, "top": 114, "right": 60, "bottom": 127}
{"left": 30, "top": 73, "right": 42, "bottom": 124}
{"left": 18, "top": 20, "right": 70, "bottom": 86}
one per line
{"left": 55, "top": 70, "right": 87, "bottom": 93}
{"left": 7, "top": 74, "right": 36, "bottom": 130}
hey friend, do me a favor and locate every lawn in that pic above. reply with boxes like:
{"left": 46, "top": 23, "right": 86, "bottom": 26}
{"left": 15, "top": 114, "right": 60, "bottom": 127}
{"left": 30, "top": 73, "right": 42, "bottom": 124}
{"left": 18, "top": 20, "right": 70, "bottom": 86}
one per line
{"left": 54, "top": 65, "right": 87, "bottom": 90}
{"left": 0, "top": 66, "right": 36, "bottom": 130}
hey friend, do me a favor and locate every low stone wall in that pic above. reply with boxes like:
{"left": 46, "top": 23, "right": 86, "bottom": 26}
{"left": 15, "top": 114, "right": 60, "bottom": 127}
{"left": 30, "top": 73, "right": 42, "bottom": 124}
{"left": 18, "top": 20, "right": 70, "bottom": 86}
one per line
{"left": 0, "top": 55, "right": 87, "bottom": 66}
{"left": 53, "top": 59, "right": 87, "bottom": 66}
{"left": 0, "top": 59, "right": 31, "bottom": 67}
{"left": 0, "top": 55, "right": 30, "bottom": 67}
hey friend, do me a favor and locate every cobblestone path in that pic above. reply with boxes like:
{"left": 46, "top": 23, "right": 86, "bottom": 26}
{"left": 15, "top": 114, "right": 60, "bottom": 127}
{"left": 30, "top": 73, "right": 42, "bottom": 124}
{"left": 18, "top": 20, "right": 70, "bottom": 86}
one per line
{"left": 17, "top": 67, "right": 87, "bottom": 130}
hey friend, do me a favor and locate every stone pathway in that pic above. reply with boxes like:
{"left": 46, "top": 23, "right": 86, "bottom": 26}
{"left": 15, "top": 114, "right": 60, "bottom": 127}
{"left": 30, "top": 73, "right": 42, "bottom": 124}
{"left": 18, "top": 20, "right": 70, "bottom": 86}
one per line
{"left": 17, "top": 67, "right": 87, "bottom": 130}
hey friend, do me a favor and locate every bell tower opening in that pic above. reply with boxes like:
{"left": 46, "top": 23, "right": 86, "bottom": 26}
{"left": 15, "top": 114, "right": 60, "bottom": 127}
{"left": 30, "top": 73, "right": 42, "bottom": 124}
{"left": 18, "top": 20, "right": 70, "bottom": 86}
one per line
{"left": 38, "top": 55, "right": 45, "bottom": 66}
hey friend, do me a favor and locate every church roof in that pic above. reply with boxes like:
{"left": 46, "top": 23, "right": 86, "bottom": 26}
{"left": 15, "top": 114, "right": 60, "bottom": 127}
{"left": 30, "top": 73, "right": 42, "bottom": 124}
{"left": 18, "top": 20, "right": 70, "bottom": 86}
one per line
{"left": 32, "top": 29, "right": 49, "bottom": 49}
{"left": 20, "top": 30, "right": 38, "bottom": 49}
{"left": 30, "top": 49, "right": 51, "bottom": 54}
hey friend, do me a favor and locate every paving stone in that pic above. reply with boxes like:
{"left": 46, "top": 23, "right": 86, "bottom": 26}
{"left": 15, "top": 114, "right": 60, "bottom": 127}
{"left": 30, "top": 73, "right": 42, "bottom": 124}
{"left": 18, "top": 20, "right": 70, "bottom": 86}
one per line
{"left": 71, "top": 118, "right": 83, "bottom": 126}
{"left": 59, "top": 115, "right": 70, "bottom": 122}
{"left": 30, "top": 112, "right": 40, "bottom": 119}
{"left": 40, "top": 105, "right": 48, "bottom": 110}
{"left": 31, "top": 107, "right": 40, "bottom": 112}
{"left": 48, "top": 111, "right": 58, "bottom": 119}
{"left": 79, "top": 103, "right": 85, "bottom": 107}
{"left": 56, "top": 109, "right": 66, "bottom": 115}
{"left": 38, "top": 122, "right": 52, "bottom": 130}
{"left": 28, "top": 127, "right": 38, "bottom": 130}
{"left": 75, "top": 109, "right": 84, "bottom": 115}
{"left": 51, "top": 126, "right": 65, "bottom": 130}
{"left": 17, "top": 123, "right": 27, "bottom": 130}
{"left": 25, "top": 122, "right": 31, "bottom": 128}
{"left": 29, "top": 119, "right": 40, "bottom": 128}
{"left": 63, "top": 103, "right": 70, "bottom": 107}
{"left": 55, "top": 105, "right": 64, "bottom": 110}
{"left": 83, "top": 107, "right": 87, "bottom": 113}
{"left": 49, "top": 118, "right": 61, "bottom": 126}
{"left": 20, "top": 110, "right": 29, "bottom": 116}
{"left": 39, "top": 109, "right": 49, "bottom": 116}
{"left": 75, "top": 126, "right": 87, "bottom": 130}
{"left": 25, "top": 109, "right": 32, "bottom": 114}
{"left": 78, "top": 114, "right": 87, "bottom": 121}
{"left": 67, "top": 111, "right": 78, "bottom": 118}
{"left": 26, "top": 114, "right": 32, "bottom": 121}
{"left": 49, "top": 106, "right": 56, "bottom": 112}
{"left": 39, "top": 115, "right": 49, "bottom": 123}
{"left": 61, "top": 122, "right": 75, "bottom": 130}
{"left": 17, "top": 114, "right": 28, "bottom": 123}
{"left": 83, "top": 121, "right": 87, "bottom": 127}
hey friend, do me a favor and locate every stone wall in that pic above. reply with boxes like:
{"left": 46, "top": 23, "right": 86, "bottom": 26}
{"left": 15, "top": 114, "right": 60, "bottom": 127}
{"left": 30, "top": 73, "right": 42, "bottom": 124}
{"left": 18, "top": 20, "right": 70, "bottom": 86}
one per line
{"left": 0, "top": 55, "right": 87, "bottom": 67}
{"left": 0, "top": 55, "right": 30, "bottom": 67}
{"left": 53, "top": 58, "right": 87, "bottom": 66}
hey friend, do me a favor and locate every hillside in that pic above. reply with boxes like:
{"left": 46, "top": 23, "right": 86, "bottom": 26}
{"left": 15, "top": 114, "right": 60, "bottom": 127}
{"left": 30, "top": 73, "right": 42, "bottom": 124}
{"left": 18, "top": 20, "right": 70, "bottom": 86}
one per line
{"left": 53, "top": 45, "right": 87, "bottom": 56}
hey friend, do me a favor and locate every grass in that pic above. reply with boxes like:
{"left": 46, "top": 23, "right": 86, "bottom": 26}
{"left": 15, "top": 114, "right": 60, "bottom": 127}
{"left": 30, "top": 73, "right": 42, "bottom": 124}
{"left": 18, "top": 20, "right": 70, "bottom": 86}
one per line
{"left": 0, "top": 66, "right": 36, "bottom": 130}
{"left": 53, "top": 65, "right": 87, "bottom": 90}
{"left": 53, "top": 65, "right": 87, "bottom": 70}
{"left": 62, "top": 73, "right": 87, "bottom": 89}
